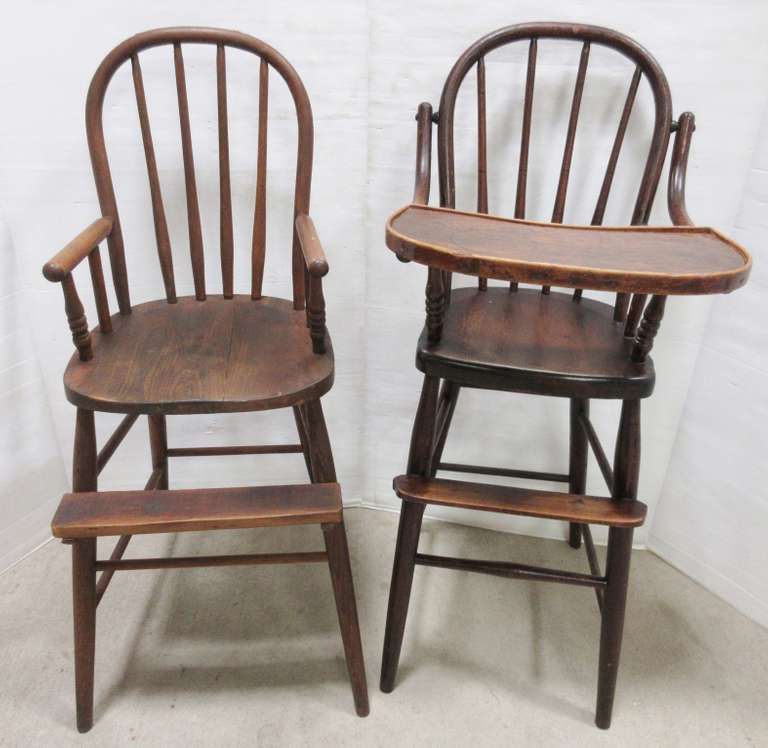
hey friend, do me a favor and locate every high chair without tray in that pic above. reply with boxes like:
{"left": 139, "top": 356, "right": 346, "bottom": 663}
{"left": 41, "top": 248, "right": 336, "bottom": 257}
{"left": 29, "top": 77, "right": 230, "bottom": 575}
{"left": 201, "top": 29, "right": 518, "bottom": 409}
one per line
{"left": 379, "top": 22, "right": 751, "bottom": 729}
{"left": 44, "top": 27, "right": 368, "bottom": 732}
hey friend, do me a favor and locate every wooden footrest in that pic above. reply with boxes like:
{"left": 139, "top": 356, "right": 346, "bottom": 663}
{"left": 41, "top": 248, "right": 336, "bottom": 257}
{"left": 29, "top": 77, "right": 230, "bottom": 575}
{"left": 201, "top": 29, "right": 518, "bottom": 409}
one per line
{"left": 393, "top": 476, "right": 646, "bottom": 528}
{"left": 52, "top": 483, "right": 342, "bottom": 539}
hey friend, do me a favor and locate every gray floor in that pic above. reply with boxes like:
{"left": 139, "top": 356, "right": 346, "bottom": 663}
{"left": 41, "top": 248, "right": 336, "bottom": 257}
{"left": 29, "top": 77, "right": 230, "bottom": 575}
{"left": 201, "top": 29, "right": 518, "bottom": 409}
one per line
{"left": 1, "top": 507, "right": 766, "bottom": 747}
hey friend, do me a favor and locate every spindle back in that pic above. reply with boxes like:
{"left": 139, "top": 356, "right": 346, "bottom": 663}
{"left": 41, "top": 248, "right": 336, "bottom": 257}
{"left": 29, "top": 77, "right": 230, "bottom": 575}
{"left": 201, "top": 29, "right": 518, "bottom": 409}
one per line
{"left": 437, "top": 23, "right": 674, "bottom": 315}
{"left": 86, "top": 27, "right": 313, "bottom": 315}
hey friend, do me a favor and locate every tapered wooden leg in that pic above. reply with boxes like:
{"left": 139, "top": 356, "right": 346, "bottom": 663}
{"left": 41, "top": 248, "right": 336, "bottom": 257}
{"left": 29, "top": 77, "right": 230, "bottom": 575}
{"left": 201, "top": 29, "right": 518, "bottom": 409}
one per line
{"left": 322, "top": 522, "right": 370, "bottom": 717}
{"left": 568, "top": 398, "right": 589, "bottom": 549}
{"left": 293, "top": 404, "right": 314, "bottom": 480}
{"left": 72, "top": 408, "right": 97, "bottom": 732}
{"left": 303, "top": 399, "right": 336, "bottom": 484}
{"left": 304, "top": 400, "right": 368, "bottom": 715}
{"left": 148, "top": 414, "right": 168, "bottom": 489}
{"left": 380, "top": 375, "right": 440, "bottom": 692}
{"left": 430, "top": 380, "right": 460, "bottom": 476}
{"left": 596, "top": 399, "right": 640, "bottom": 729}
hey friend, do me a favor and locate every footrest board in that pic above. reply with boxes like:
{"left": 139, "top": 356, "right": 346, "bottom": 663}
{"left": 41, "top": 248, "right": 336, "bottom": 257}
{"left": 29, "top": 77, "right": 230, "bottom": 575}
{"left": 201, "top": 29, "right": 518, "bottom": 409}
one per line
{"left": 393, "top": 476, "right": 646, "bottom": 528}
{"left": 52, "top": 483, "right": 342, "bottom": 539}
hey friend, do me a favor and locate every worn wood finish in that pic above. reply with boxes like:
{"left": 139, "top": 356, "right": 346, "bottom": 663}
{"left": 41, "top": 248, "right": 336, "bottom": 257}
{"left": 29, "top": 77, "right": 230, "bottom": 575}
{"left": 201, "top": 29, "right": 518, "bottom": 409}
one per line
{"left": 131, "top": 55, "right": 176, "bottom": 303}
{"left": 569, "top": 398, "right": 590, "bottom": 548}
{"left": 394, "top": 475, "right": 646, "bottom": 527}
{"left": 48, "top": 29, "right": 365, "bottom": 729}
{"left": 381, "top": 23, "right": 753, "bottom": 730}
{"left": 388, "top": 204, "right": 751, "bottom": 295}
{"left": 63, "top": 296, "right": 334, "bottom": 414}
{"left": 173, "top": 43, "right": 206, "bottom": 300}
{"left": 52, "top": 483, "right": 342, "bottom": 538}
{"left": 217, "top": 45, "right": 234, "bottom": 299}
{"left": 417, "top": 287, "right": 655, "bottom": 400}
{"left": 252, "top": 58, "right": 269, "bottom": 299}
{"left": 413, "top": 102, "right": 433, "bottom": 206}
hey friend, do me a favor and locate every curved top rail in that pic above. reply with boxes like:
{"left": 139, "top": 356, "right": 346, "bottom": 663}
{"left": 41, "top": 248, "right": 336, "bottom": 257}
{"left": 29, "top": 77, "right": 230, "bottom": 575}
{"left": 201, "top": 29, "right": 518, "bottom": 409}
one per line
{"left": 386, "top": 204, "right": 751, "bottom": 296}
{"left": 437, "top": 22, "right": 673, "bottom": 224}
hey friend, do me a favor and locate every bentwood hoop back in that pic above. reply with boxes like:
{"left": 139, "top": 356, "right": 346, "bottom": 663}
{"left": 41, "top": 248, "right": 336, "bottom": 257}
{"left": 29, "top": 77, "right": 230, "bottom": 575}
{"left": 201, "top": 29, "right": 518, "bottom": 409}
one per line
{"left": 44, "top": 27, "right": 368, "bottom": 731}
{"left": 380, "top": 21, "right": 750, "bottom": 731}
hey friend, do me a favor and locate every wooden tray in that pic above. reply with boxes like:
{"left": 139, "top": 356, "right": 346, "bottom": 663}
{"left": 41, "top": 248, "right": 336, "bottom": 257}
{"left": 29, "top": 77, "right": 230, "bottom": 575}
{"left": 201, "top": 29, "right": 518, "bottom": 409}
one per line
{"left": 386, "top": 204, "right": 752, "bottom": 295}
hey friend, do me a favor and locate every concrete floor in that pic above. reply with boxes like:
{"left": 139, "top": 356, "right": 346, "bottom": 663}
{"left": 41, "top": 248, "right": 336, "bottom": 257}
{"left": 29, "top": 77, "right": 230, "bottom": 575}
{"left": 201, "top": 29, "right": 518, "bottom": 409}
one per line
{"left": 1, "top": 507, "right": 766, "bottom": 747}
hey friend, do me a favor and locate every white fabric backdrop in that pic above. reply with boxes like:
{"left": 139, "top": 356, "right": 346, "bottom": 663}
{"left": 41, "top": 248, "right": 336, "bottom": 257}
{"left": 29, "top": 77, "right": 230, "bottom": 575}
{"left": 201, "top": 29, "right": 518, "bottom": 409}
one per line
{"left": 0, "top": 1, "right": 765, "bottom": 626}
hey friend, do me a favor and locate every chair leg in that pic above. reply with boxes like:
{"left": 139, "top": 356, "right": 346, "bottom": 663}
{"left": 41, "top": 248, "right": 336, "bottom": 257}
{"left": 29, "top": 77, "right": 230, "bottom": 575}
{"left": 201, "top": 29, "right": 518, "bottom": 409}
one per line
{"left": 304, "top": 399, "right": 369, "bottom": 715}
{"left": 322, "top": 522, "right": 370, "bottom": 717}
{"left": 71, "top": 408, "right": 98, "bottom": 732}
{"left": 148, "top": 414, "right": 168, "bottom": 489}
{"left": 430, "top": 380, "right": 460, "bottom": 476}
{"left": 380, "top": 374, "right": 440, "bottom": 692}
{"left": 568, "top": 398, "right": 589, "bottom": 549}
{"left": 596, "top": 399, "right": 640, "bottom": 729}
{"left": 293, "top": 404, "right": 314, "bottom": 480}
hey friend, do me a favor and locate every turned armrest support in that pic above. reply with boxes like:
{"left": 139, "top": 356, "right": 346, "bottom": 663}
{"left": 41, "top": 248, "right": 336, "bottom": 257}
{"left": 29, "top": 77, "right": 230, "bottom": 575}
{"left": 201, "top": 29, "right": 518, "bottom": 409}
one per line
{"left": 295, "top": 214, "right": 328, "bottom": 354}
{"left": 668, "top": 112, "right": 696, "bottom": 227}
{"left": 413, "top": 102, "right": 433, "bottom": 206}
{"left": 42, "top": 217, "right": 115, "bottom": 362}
{"left": 42, "top": 217, "right": 114, "bottom": 282}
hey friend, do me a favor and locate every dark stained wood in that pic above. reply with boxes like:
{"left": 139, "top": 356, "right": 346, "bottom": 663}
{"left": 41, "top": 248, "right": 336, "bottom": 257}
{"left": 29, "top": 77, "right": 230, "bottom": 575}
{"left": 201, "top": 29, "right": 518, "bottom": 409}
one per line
{"left": 631, "top": 294, "right": 666, "bottom": 361}
{"left": 94, "top": 534, "right": 131, "bottom": 606}
{"left": 515, "top": 38, "right": 537, "bottom": 221}
{"left": 387, "top": 204, "right": 752, "bottom": 295}
{"left": 669, "top": 112, "right": 696, "bottom": 227}
{"left": 415, "top": 553, "right": 606, "bottom": 588}
{"left": 417, "top": 287, "right": 655, "bottom": 400}
{"left": 61, "top": 276, "right": 93, "bottom": 362}
{"left": 578, "top": 409, "right": 614, "bottom": 490}
{"left": 96, "top": 413, "right": 139, "bottom": 474}
{"left": 217, "top": 45, "right": 234, "bottom": 299}
{"left": 167, "top": 444, "right": 302, "bottom": 457}
{"left": 96, "top": 551, "right": 327, "bottom": 570}
{"left": 252, "top": 58, "right": 269, "bottom": 299}
{"left": 476, "top": 58, "right": 488, "bottom": 291}
{"left": 552, "top": 41, "right": 590, "bottom": 226}
{"left": 413, "top": 102, "right": 433, "bottom": 205}
{"left": 63, "top": 296, "right": 334, "bottom": 414}
{"left": 593, "top": 66, "right": 642, "bottom": 226}
{"left": 148, "top": 413, "right": 168, "bottom": 489}
{"left": 173, "top": 43, "right": 206, "bottom": 300}
{"left": 323, "top": 522, "right": 371, "bottom": 717}
{"left": 568, "top": 398, "right": 589, "bottom": 548}
{"left": 438, "top": 462, "right": 569, "bottom": 483}
{"left": 131, "top": 54, "right": 176, "bottom": 303}
{"left": 394, "top": 475, "right": 646, "bottom": 527}
{"left": 71, "top": 539, "right": 96, "bottom": 733}
{"left": 52, "top": 482, "right": 343, "bottom": 538}
{"left": 87, "top": 249, "right": 113, "bottom": 332}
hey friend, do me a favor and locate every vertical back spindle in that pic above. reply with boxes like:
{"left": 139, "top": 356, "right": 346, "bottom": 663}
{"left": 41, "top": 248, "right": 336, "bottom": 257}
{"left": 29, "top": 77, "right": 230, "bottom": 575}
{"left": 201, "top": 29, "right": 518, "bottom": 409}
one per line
{"left": 589, "top": 66, "right": 642, "bottom": 311}
{"left": 548, "top": 41, "right": 590, "bottom": 295}
{"left": 252, "top": 59, "right": 269, "bottom": 299}
{"left": 131, "top": 54, "right": 176, "bottom": 303}
{"left": 87, "top": 249, "right": 112, "bottom": 332}
{"left": 173, "top": 43, "right": 206, "bottom": 301}
{"left": 511, "top": 38, "right": 537, "bottom": 293}
{"left": 217, "top": 45, "right": 234, "bottom": 298}
{"left": 477, "top": 57, "right": 488, "bottom": 291}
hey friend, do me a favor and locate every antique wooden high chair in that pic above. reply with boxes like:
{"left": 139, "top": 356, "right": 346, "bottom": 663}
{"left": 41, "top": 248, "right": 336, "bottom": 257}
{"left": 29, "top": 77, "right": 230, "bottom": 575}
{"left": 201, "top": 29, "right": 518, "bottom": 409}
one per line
{"left": 44, "top": 28, "right": 368, "bottom": 731}
{"left": 379, "top": 23, "right": 751, "bottom": 728}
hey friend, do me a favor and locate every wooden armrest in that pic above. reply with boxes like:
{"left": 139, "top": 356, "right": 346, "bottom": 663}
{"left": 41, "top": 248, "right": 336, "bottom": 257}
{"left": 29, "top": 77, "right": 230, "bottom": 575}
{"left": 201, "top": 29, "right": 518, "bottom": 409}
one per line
{"left": 295, "top": 214, "right": 329, "bottom": 277}
{"left": 413, "top": 102, "right": 433, "bottom": 205}
{"left": 42, "top": 217, "right": 113, "bottom": 282}
{"left": 668, "top": 112, "right": 695, "bottom": 227}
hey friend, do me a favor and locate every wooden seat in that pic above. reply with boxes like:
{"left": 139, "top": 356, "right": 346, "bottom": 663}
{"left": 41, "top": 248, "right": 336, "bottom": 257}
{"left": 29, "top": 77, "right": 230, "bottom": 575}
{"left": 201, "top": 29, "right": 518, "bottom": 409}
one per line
{"left": 52, "top": 483, "right": 342, "bottom": 538}
{"left": 394, "top": 476, "right": 647, "bottom": 527}
{"left": 64, "top": 296, "right": 334, "bottom": 415}
{"left": 417, "top": 287, "right": 654, "bottom": 399}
